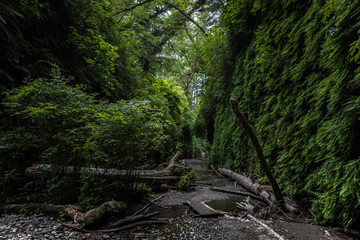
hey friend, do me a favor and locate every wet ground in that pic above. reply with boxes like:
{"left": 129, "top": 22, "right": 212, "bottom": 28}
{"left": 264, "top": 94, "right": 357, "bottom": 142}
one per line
{"left": 114, "top": 158, "right": 352, "bottom": 240}
{"left": 0, "top": 158, "right": 355, "bottom": 239}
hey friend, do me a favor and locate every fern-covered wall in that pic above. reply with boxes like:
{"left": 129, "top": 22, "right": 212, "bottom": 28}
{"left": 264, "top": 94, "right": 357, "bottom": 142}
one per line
{"left": 210, "top": 0, "right": 360, "bottom": 228}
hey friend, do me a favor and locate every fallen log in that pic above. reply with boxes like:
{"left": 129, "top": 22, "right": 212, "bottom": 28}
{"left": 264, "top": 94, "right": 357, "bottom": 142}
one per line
{"left": 217, "top": 168, "right": 274, "bottom": 205}
{"left": 209, "top": 187, "right": 266, "bottom": 203}
{"left": 25, "top": 152, "right": 182, "bottom": 182}
{"left": 217, "top": 168, "right": 297, "bottom": 213}
{"left": 1, "top": 200, "right": 127, "bottom": 229}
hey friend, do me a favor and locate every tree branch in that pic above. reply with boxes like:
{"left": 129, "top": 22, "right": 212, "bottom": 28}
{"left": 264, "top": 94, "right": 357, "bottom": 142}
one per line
{"left": 165, "top": 2, "right": 207, "bottom": 36}
{"left": 113, "top": 0, "right": 154, "bottom": 16}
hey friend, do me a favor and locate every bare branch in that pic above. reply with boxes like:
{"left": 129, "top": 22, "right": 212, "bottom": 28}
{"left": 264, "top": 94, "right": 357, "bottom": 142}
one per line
{"left": 113, "top": 0, "right": 154, "bottom": 16}
{"left": 165, "top": 2, "right": 207, "bottom": 36}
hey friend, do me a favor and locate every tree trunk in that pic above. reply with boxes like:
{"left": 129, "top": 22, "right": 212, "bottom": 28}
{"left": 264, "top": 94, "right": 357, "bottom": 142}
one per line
{"left": 229, "top": 96, "right": 296, "bottom": 213}
{"left": 25, "top": 152, "right": 182, "bottom": 183}
{"left": 217, "top": 168, "right": 274, "bottom": 205}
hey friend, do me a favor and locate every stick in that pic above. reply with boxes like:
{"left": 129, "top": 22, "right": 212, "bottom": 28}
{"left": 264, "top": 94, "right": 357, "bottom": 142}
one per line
{"left": 210, "top": 165, "right": 226, "bottom": 179}
{"left": 105, "top": 211, "right": 159, "bottom": 229}
{"left": 131, "top": 193, "right": 169, "bottom": 217}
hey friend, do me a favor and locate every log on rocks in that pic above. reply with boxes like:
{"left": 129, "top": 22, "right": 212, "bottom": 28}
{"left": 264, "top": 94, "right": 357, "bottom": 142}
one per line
{"left": 1, "top": 200, "right": 127, "bottom": 229}
{"left": 217, "top": 168, "right": 274, "bottom": 205}
{"left": 79, "top": 200, "right": 128, "bottom": 229}
{"left": 25, "top": 152, "right": 182, "bottom": 182}
{"left": 218, "top": 168, "right": 297, "bottom": 213}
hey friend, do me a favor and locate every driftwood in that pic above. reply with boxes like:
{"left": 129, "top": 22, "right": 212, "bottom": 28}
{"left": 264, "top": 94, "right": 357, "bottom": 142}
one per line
{"left": 229, "top": 96, "right": 297, "bottom": 213}
{"left": 1, "top": 200, "right": 127, "bottom": 228}
{"left": 25, "top": 152, "right": 182, "bottom": 182}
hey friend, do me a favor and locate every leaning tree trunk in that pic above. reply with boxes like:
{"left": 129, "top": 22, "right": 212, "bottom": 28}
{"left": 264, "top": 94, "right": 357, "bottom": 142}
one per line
{"left": 230, "top": 96, "right": 296, "bottom": 213}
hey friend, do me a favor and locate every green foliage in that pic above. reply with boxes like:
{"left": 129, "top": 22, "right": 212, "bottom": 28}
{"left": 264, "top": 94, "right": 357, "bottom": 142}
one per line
{"left": 172, "top": 164, "right": 195, "bottom": 191}
{"left": 201, "top": 0, "right": 360, "bottom": 229}
{"left": 78, "top": 171, "right": 106, "bottom": 210}
{"left": 0, "top": 67, "right": 189, "bottom": 203}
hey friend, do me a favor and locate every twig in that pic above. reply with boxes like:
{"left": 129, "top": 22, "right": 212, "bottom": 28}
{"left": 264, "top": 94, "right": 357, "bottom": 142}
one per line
{"left": 279, "top": 208, "right": 293, "bottom": 221}
{"left": 308, "top": 208, "right": 315, "bottom": 218}
{"left": 98, "top": 220, "right": 168, "bottom": 232}
{"left": 241, "top": 210, "right": 251, "bottom": 218}
{"left": 131, "top": 203, "right": 151, "bottom": 217}
{"left": 144, "top": 197, "right": 169, "bottom": 208}
{"left": 210, "top": 165, "right": 226, "bottom": 178}
{"left": 131, "top": 193, "right": 169, "bottom": 217}
{"left": 105, "top": 211, "right": 159, "bottom": 229}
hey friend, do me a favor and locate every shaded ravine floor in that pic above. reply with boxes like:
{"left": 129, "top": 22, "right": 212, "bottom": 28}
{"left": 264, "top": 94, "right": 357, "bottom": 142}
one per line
{"left": 116, "top": 158, "right": 351, "bottom": 240}
{"left": 0, "top": 158, "right": 354, "bottom": 239}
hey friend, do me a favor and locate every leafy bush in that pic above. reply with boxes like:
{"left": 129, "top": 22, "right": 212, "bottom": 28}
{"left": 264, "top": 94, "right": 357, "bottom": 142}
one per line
{"left": 0, "top": 67, "right": 187, "bottom": 203}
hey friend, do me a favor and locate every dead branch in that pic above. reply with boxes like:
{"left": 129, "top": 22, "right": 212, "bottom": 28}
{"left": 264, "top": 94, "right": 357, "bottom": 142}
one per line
{"left": 131, "top": 193, "right": 169, "bottom": 217}
{"left": 164, "top": 2, "right": 207, "bottom": 36}
{"left": 104, "top": 211, "right": 159, "bottom": 229}
{"left": 113, "top": 0, "right": 154, "bottom": 15}
{"left": 210, "top": 165, "right": 226, "bottom": 179}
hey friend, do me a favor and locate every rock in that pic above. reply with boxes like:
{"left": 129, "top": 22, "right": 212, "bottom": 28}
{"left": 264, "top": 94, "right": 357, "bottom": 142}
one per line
{"left": 102, "top": 234, "right": 111, "bottom": 239}
{"left": 68, "top": 231, "right": 77, "bottom": 238}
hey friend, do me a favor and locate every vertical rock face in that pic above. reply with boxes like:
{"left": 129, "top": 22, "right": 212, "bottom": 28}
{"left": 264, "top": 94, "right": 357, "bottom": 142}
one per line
{"left": 208, "top": 0, "right": 360, "bottom": 228}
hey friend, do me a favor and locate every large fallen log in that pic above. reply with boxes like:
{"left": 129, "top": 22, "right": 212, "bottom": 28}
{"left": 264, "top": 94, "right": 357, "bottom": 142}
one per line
{"left": 1, "top": 200, "right": 127, "bottom": 229}
{"left": 230, "top": 96, "right": 297, "bottom": 213}
{"left": 217, "top": 168, "right": 297, "bottom": 213}
{"left": 217, "top": 168, "right": 274, "bottom": 205}
{"left": 25, "top": 152, "right": 182, "bottom": 182}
